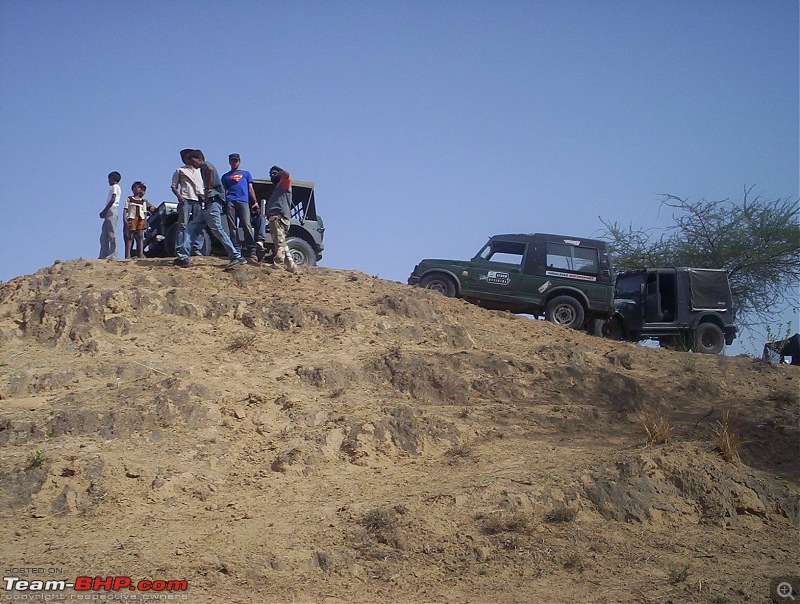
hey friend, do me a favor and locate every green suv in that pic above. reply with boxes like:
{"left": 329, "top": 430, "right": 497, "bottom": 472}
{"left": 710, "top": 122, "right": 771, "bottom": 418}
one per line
{"left": 408, "top": 233, "right": 616, "bottom": 330}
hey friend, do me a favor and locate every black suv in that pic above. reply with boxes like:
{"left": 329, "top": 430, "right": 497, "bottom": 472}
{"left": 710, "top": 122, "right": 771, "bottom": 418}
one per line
{"left": 604, "top": 267, "right": 737, "bottom": 354}
{"left": 144, "top": 178, "right": 324, "bottom": 266}
{"left": 408, "top": 233, "right": 616, "bottom": 330}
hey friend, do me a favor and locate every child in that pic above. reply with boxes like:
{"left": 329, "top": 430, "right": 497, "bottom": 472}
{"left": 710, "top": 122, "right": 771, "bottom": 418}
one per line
{"left": 99, "top": 171, "right": 122, "bottom": 259}
{"left": 124, "top": 181, "right": 153, "bottom": 258}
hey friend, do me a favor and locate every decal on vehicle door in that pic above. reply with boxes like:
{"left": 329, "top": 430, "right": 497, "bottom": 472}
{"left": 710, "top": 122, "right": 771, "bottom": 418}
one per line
{"left": 545, "top": 270, "right": 597, "bottom": 282}
{"left": 479, "top": 271, "right": 511, "bottom": 285}
{"left": 538, "top": 280, "right": 551, "bottom": 293}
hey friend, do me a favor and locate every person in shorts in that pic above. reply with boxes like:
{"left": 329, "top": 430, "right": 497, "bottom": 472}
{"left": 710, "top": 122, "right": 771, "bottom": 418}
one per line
{"left": 123, "top": 181, "right": 154, "bottom": 258}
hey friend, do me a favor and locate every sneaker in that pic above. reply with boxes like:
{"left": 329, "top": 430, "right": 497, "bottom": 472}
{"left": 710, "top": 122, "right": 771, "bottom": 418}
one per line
{"left": 172, "top": 258, "right": 189, "bottom": 268}
{"left": 256, "top": 241, "right": 266, "bottom": 251}
{"left": 191, "top": 250, "right": 203, "bottom": 257}
{"left": 225, "top": 257, "right": 247, "bottom": 271}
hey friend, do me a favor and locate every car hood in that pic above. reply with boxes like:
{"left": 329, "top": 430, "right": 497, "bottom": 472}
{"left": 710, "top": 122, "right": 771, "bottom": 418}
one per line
{"left": 417, "top": 259, "right": 472, "bottom": 268}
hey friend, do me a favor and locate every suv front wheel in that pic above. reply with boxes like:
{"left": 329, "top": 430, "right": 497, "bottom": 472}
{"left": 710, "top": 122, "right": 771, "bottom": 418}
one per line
{"left": 545, "top": 296, "right": 585, "bottom": 329}
{"left": 420, "top": 274, "right": 456, "bottom": 297}
{"left": 286, "top": 237, "right": 317, "bottom": 266}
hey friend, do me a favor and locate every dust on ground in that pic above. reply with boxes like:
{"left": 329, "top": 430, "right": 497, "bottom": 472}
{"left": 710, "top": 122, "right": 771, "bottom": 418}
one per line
{"left": 1, "top": 257, "right": 797, "bottom": 603}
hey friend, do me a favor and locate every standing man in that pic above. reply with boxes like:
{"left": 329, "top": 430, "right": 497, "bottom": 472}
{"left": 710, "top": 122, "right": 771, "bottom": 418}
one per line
{"left": 265, "top": 165, "right": 297, "bottom": 272}
{"left": 99, "top": 171, "right": 122, "bottom": 259}
{"left": 173, "top": 150, "right": 246, "bottom": 270}
{"left": 170, "top": 148, "right": 204, "bottom": 256}
{"left": 222, "top": 153, "right": 260, "bottom": 258}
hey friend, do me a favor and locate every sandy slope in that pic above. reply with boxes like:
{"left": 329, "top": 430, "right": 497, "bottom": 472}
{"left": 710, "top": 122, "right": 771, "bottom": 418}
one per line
{"left": 0, "top": 258, "right": 797, "bottom": 603}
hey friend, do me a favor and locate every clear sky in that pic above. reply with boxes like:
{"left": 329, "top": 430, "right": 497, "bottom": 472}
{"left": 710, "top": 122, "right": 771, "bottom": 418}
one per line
{"left": 0, "top": 1, "right": 797, "bottom": 353}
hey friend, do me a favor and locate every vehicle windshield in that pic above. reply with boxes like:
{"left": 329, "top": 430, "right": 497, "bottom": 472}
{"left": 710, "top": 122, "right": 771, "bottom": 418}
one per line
{"left": 615, "top": 274, "right": 644, "bottom": 299}
{"left": 476, "top": 240, "right": 526, "bottom": 266}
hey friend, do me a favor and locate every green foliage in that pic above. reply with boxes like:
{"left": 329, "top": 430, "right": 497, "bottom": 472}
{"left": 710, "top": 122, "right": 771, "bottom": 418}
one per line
{"left": 668, "top": 563, "right": 690, "bottom": 584}
{"left": 600, "top": 187, "right": 800, "bottom": 326}
{"left": 30, "top": 432, "right": 51, "bottom": 468}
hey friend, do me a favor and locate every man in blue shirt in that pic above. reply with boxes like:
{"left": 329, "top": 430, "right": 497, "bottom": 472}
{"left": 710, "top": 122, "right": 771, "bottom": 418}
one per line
{"left": 222, "top": 153, "right": 260, "bottom": 258}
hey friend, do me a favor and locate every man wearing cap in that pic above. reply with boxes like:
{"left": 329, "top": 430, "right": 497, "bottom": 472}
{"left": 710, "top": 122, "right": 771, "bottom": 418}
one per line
{"left": 222, "top": 153, "right": 260, "bottom": 258}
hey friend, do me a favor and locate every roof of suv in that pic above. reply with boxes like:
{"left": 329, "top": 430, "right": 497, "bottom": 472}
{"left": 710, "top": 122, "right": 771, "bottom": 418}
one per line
{"left": 489, "top": 233, "right": 609, "bottom": 247}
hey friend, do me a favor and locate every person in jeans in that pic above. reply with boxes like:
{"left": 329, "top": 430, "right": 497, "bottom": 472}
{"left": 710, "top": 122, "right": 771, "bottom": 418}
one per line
{"left": 99, "top": 171, "right": 122, "bottom": 259}
{"left": 170, "top": 148, "right": 204, "bottom": 256}
{"left": 222, "top": 153, "right": 260, "bottom": 258}
{"left": 265, "top": 165, "right": 297, "bottom": 272}
{"left": 172, "top": 150, "right": 246, "bottom": 271}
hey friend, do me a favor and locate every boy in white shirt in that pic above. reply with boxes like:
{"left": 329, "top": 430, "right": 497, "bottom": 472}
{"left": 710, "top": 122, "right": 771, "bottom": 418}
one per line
{"left": 99, "top": 171, "right": 121, "bottom": 259}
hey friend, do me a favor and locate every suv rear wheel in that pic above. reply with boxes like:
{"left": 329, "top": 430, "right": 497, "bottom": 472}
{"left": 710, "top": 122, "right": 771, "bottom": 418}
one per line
{"left": 420, "top": 274, "right": 456, "bottom": 297}
{"left": 693, "top": 323, "right": 725, "bottom": 354}
{"left": 545, "top": 295, "right": 585, "bottom": 329}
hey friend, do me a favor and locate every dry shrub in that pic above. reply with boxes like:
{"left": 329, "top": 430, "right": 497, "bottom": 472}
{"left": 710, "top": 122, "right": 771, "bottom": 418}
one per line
{"left": 482, "top": 511, "right": 534, "bottom": 535}
{"left": 712, "top": 410, "right": 749, "bottom": 462}
{"left": 360, "top": 507, "right": 406, "bottom": 549}
{"left": 545, "top": 505, "right": 578, "bottom": 523}
{"left": 637, "top": 408, "right": 673, "bottom": 445}
{"left": 768, "top": 387, "right": 798, "bottom": 407}
{"left": 362, "top": 507, "right": 397, "bottom": 533}
{"left": 226, "top": 333, "right": 257, "bottom": 352}
{"left": 445, "top": 443, "right": 475, "bottom": 460}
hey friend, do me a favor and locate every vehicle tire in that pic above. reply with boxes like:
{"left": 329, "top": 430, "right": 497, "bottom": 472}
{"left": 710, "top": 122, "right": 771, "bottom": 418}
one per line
{"left": 693, "top": 323, "right": 724, "bottom": 354}
{"left": 587, "top": 318, "right": 604, "bottom": 337}
{"left": 544, "top": 295, "right": 585, "bottom": 329}
{"left": 659, "top": 335, "right": 690, "bottom": 351}
{"left": 420, "top": 274, "right": 457, "bottom": 297}
{"left": 198, "top": 229, "right": 212, "bottom": 256}
{"left": 165, "top": 223, "right": 179, "bottom": 257}
{"left": 143, "top": 238, "right": 163, "bottom": 258}
{"left": 601, "top": 316, "right": 625, "bottom": 340}
{"left": 286, "top": 237, "right": 317, "bottom": 267}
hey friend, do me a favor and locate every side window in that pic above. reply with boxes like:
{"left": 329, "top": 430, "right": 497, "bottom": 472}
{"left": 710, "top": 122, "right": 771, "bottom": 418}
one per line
{"left": 615, "top": 275, "right": 643, "bottom": 298}
{"left": 480, "top": 241, "right": 526, "bottom": 266}
{"left": 546, "top": 243, "right": 599, "bottom": 274}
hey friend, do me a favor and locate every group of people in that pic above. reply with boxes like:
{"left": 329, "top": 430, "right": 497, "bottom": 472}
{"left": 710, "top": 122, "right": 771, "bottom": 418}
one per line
{"left": 98, "top": 149, "right": 298, "bottom": 273}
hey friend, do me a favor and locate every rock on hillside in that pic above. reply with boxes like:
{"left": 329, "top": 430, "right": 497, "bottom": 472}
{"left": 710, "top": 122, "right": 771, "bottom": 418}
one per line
{"left": 0, "top": 258, "right": 798, "bottom": 603}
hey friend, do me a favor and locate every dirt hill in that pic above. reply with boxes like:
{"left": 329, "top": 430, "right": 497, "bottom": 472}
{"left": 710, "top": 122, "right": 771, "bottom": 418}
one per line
{"left": 0, "top": 258, "right": 797, "bottom": 604}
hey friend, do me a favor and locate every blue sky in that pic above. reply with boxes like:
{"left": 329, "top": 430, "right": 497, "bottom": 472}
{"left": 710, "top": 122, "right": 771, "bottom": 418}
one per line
{"left": 0, "top": 0, "right": 797, "bottom": 352}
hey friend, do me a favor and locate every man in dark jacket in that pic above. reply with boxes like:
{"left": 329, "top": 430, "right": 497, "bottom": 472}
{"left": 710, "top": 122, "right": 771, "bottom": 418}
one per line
{"left": 265, "top": 165, "right": 297, "bottom": 272}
